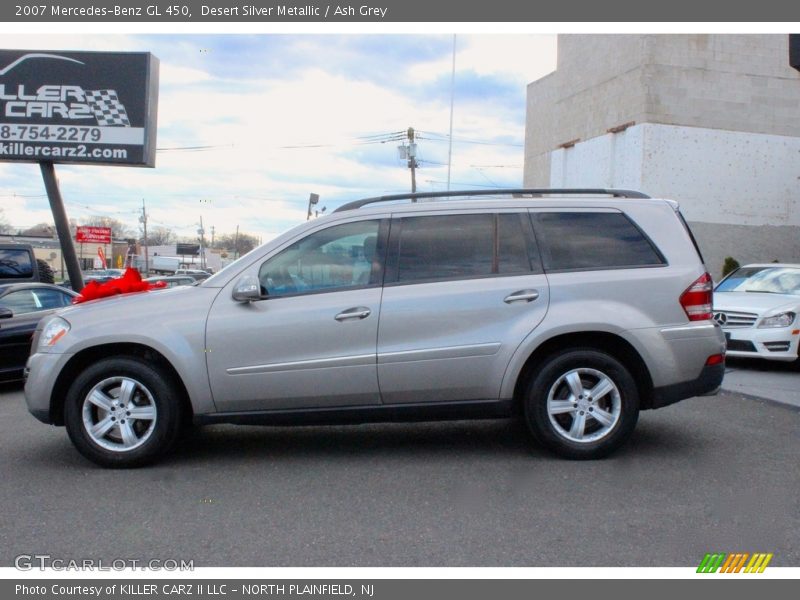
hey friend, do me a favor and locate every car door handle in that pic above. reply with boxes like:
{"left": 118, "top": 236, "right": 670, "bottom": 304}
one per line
{"left": 335, "top": 307, "right": 372, "bottom": 321}
{"left": 504, "top": 290, "right": 540, "bottom": 304}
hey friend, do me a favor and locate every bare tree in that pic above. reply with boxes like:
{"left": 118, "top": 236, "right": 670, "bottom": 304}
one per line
{"left": 21, "top": 223, "right": 55, "bottom": 237}
{"left": 214, "top": 232, "right": 259, "bottom": 256}
{"left": 0, "top": 208, "right": 12, "bottom": 234}
{"left": 141, "top": 226, "right": 176, "bottom": 247}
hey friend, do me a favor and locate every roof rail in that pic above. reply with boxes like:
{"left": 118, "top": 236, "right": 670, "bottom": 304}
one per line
{"left": 333, "top": 188, "right": 651, "bottom": 212}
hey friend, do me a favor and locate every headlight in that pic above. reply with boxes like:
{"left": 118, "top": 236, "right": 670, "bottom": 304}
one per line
{"left": 758, "top": 312, "right": 796, "bottom": 328}
{"left": 39, "top": 317, "right": 70, "bottom": 349}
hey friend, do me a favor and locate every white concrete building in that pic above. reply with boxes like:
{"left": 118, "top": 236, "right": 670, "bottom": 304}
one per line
{"left": 523, "top": 34, "right": 800, "bottom": 277}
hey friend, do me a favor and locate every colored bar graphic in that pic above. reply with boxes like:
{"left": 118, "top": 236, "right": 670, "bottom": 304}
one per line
{"left": 697, "top": 552, "right": 773, "bottom": 573}
{"left": 719, "top": 553, "right": 749, "bottom": 573}
{"left": 744, "top": 553, "right": 773, "bottom": 573}
{"left": 697, "top": 553, "right": 726, "bottom": 573}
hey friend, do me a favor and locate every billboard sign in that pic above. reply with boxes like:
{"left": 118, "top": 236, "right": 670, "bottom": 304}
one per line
{"left": 176, "top": 243, "right": 200, "bottom": 256}
{"left": 0, "top": 50, "right": 159, "bottom": 166}
{"left": 76, "top": 226, "right": 112, "bottom": 244}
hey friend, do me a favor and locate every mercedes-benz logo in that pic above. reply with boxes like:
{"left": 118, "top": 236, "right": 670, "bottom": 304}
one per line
{"left": 713, "top": 312, "right": 727, "bottom": 325}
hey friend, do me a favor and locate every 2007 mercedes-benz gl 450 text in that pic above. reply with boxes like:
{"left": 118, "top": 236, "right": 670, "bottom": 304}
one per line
{"left": 24, "top": 189, "right": 725, "bottom": 467}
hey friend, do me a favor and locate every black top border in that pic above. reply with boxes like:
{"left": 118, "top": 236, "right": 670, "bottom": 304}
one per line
{"left": 3, "top": 0, "right": 799, "bottom": 22}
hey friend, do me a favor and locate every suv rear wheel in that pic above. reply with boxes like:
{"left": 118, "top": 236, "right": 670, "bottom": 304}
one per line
{"left": 524, "top": 349, "right": 639, "bottom": 459}
{"left": 64, "top": 357, "right": 184, "bottom": 468}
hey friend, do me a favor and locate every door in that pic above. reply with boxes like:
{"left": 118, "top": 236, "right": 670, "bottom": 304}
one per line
{"left": 206, "top": 218, "right": 388, "bottom": 412}
{"left": 377, "top": 211, "right": 550, "bottom": 404}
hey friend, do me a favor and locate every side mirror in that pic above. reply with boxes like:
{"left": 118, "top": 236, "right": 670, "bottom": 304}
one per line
{"left": 232, "top": 275, "right": 266, "bottom": 302}
{"left": 0, "top": 307, "right": 12, "bottom": 319}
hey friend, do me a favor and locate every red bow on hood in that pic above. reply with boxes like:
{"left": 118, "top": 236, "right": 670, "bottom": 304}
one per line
{"left": 73, "top": 268, "right": 166, "bottom": 304}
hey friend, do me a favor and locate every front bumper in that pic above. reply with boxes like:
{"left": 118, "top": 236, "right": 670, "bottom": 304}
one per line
{"left": 650, "top": 362, "right": 725, "bottom": 409}
{"left": 24, "top": 351, "right": 74, "bottom": 425}
{"left": 723, "top": 327, "right": 799, "bottom": 362}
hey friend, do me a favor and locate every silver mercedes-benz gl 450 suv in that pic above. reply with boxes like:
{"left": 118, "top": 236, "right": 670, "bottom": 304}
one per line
{"left": 24, "top": 189, "right": 725, "bottom": 467}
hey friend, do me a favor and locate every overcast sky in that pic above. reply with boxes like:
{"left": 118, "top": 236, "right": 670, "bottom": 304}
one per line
{"left": 0, "top": 34, "right": 556, "bottom": 243}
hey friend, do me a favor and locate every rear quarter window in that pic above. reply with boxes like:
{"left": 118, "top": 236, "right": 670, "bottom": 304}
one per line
{"left": 0, "top": 249, "right": 34, "bottom": 279}
{"left": 531, "top": 211, "right": 665, "bottom": 272}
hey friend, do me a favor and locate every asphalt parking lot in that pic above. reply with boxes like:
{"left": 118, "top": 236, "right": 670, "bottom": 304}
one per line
{"left": 723, "top": 357, "right": 800, "bottom": 408}
{"left": 1, "top": 363, "right": 798, "bottom": 568}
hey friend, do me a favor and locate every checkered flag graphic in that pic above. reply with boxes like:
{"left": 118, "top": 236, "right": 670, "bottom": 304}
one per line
{"left": 85, "top": 89, "right": 131, "bottom": 127}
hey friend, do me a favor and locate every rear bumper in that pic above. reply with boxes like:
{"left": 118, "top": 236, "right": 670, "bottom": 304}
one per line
{"left": 650, "top": 362, "right": 725, "bottom": 409}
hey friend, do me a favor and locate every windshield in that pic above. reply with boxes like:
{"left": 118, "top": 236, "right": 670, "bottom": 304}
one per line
{"left": 716, "top": 266, "right": 800, "bottom": 295}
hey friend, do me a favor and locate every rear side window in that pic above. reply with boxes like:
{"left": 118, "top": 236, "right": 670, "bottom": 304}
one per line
{"left": 393, "top": 213, "right": 537, "bottom": 283}
{"left": 531, "top": 212, "right": 665, "bottom": 271}
{"left": 0, "top": 249, "right": 34, "bottom": 279}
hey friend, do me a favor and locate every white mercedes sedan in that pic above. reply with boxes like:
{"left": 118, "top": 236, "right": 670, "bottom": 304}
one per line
{"left": 714, "top": 264, "right": 800, "bottom": 362}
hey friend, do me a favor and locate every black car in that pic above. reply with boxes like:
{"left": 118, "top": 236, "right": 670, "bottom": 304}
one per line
{"left": 0, "top": 283, "right": 77, "bottom": 382}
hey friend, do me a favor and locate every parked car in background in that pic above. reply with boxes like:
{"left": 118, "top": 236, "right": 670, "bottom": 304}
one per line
{"left": 0, "top": 283, "right": 77, "bottom": 381}
{"left": 61, "top": 274, "right": 114, "bottom": 291}
{"left": 93, "top": 268, "right": 126, "bottom": 278}
{"left": 714, "top": 264, "right": 800, "bottom": 362}
{"left": 0, "top": 243, "right": 55, "bottom": 284}
{"left": 175, "top": 268, "right": 211, "bottom": 281}
{"left": 24, "top": 189, "right": 725, "bottom": 467}
{"left": 144, "top": 275, "right": 196, "bottom": 288}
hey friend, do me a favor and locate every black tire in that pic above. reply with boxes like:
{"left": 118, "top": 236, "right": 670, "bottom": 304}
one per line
{"left": 64, "top": 357, "right": 184, "bottom": 468}
{"left": 524, "top": 348, "right": 640, "bottom": 460}
{"left": 36, "top": 259, "right": 55, "bottom": 284}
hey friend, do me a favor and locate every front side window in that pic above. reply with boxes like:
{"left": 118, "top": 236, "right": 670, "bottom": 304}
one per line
{"left": 394, "top": 213, "right": 535, "bottom": 283}
{"left": 531, "top": 211, "right": 665, "bottom": 271}
{"left": 259, "top": 220, "right": 382, "bottom": 297}
{"left": 0, "top": 290, "right": 37, "bottom": 314}
{"left": 0, "top": 288, "right": 73, "bottom": 315}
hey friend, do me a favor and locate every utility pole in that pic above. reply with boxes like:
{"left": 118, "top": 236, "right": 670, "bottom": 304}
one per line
{"left": 233, "top": 225, "right": 239, "bottom": 260}
{"left": 40, "top": 162, "right": 83, "bottom": 290}
{"left": 407, "top": 127, "right": 418, "bottom": 194}
{"left": 198, "top": 216, "right": 206, "bottom": 270}
{"left": 210, "top": 225, "right": 215, "bottom": 247}
{"left": 140, "top": 198, "right": 149, "bottom": 275}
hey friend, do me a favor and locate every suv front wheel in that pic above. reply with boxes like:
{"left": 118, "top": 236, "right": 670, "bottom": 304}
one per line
{"left": 64, "top": 357, "right": 184, "bottom": 468}
{"left": 524, "top": 349, "right": 639, "bottom": 459}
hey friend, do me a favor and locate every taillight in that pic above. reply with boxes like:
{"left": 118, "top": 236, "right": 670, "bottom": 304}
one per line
{"left": 680, "top": 272, "right": 713, "bottom": 321}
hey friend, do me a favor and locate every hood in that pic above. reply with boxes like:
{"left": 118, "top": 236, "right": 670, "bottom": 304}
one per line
{"left": 713, "top": 291, "right": 799, "bottom": 315}
{"left": 57, "top": 284, "right": 218, "bottom": 323}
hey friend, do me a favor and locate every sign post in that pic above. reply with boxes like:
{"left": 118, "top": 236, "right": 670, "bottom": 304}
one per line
{"left": 40, "top": 161, "right": 84, "bottom": 290}
{"left": 0, "top": 49, "right": 159, "bottom": 290}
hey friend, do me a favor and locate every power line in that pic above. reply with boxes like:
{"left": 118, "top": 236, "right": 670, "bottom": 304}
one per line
{"left": 416, "top": 130, "right": 524, "bottom": 148}
{"left": 157, "top": 132, "right": 408, "bottom": 152}
{"left": 424, "top": 180, "right": 505, "bottom": 188}
{"left": 156, "top": 144, "right": 233, "bottom": 152}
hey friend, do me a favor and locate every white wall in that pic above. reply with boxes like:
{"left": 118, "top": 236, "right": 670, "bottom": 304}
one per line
{"left": 639, "top": 124, "right": 800, "bottom": 227}
{"left": 550, "top": 125, "right": 644, "bottom": 190}
{"left": 548, "top": 123, "right": 800, "bottom": 227}
{"left": 547, "top": 123, "right": 800, "bottom": 275}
